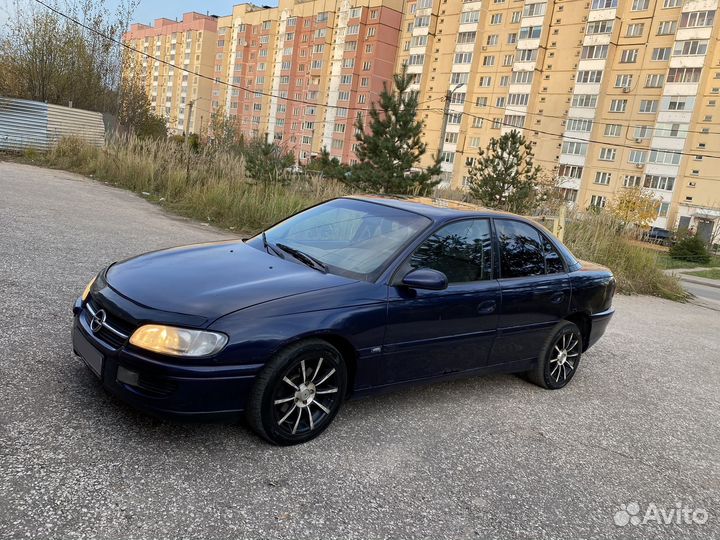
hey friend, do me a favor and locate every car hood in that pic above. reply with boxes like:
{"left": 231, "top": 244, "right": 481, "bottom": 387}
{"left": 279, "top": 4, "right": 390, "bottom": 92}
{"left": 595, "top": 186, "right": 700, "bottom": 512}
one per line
{"left": 105, "top": 240, "right": 357, "bottom": 322}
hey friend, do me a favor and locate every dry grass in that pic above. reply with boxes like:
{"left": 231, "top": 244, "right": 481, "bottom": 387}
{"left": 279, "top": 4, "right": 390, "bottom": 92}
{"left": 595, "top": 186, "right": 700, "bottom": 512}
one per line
{"left": 41, "top": 136, "right": 349, "bottom": 233}
{"left": 20, "top": 136, "right": 685, "bottom": 300}
{"left": 564, "top": 212, "right": 687, "bottom": 300}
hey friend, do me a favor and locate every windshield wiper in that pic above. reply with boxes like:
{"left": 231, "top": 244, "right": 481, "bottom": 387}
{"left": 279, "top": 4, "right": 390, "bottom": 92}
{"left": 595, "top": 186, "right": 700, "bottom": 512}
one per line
{"left": 262, "top": 231, "right": 286, "bottom": 259}
{"left": 276, "top": 243, "right": 328, "bottom": 273}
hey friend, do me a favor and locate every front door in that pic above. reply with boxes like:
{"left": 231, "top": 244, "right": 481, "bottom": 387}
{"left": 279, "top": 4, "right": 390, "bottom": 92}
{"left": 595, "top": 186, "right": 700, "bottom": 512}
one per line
{"left": 382, "top": 219, "right": 500, "bottom": 385}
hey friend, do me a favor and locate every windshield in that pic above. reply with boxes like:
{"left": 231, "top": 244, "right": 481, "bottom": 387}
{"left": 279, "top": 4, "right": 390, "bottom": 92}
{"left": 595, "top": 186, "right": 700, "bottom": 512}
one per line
{"left": 250, "top": 198, "right": 432, "bottom": 280}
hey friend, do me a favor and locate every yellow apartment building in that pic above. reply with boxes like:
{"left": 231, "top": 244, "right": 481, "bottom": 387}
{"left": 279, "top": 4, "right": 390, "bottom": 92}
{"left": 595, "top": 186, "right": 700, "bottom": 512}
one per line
{"left": 124, "top": 13, "right": 220, "bottom": 135}
{"left": 397, "top": 0, "right": 720, "bottom": 238}
{"left": 123, "top": 1, "right": 720, "bottom": 238}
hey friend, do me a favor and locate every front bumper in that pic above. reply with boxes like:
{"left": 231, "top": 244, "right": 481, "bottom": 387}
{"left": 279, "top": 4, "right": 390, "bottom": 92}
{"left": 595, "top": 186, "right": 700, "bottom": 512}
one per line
{"left": 72, "top": 301, "right": 262, "bottom": 419}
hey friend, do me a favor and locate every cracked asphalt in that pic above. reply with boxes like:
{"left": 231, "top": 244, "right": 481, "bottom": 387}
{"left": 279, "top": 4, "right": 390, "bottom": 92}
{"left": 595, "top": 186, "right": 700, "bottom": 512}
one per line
{"left": 1, "top": 161, "right": 718, "bottom": 539}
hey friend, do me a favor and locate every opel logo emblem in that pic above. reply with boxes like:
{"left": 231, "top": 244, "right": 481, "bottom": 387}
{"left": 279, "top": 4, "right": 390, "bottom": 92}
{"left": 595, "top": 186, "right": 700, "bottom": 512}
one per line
{"left": 90, "top": 309, "right": 106, "bottom": 333}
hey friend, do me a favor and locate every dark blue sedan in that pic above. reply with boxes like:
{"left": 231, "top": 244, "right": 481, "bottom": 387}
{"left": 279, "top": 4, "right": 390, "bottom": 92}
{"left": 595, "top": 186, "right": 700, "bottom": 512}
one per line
{"left": 72, "top": 196, "right": 615, "bottom": 445}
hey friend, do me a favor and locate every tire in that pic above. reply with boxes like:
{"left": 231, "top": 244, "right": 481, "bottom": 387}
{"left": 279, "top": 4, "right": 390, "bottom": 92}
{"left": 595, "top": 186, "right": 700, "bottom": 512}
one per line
{"left": 246, "top": 339, "right": 347, "bottom": 445}
{"left": 526, "top": 321, "right": 583, "bottom": 390}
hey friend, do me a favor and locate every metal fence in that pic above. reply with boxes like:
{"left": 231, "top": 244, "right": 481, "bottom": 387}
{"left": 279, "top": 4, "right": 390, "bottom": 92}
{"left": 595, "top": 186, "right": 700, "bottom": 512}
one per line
{"left": 0, "top": 97, "right": 105, "bottom": 152}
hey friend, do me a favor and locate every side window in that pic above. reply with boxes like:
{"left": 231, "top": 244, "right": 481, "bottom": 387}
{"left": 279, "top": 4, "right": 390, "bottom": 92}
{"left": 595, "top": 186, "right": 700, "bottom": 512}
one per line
{"left": 495, "top": 220, "right": 545, "bottom": 278}
{"left": 409, "top": 219, "right": 493, "bottom": 283}
{"left": 542, "top": 235, "right": 566, "bottom": 274}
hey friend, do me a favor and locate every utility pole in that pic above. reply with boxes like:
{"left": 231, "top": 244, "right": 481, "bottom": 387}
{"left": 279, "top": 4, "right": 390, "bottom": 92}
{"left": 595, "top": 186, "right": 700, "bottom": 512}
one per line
{"left": 185, "top": 100, "right": 195, "bottom": 183}
{"left": 437, "top": 84, "right": 462, "bottom": 167}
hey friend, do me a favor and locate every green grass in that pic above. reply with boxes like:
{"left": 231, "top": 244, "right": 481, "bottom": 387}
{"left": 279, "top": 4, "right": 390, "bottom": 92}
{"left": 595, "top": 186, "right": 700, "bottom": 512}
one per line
{"left": 684, "top": 268, "right": 720, "bottom": 280}
{"left": 653, "top": 252, "right": 720, "bottom": 270}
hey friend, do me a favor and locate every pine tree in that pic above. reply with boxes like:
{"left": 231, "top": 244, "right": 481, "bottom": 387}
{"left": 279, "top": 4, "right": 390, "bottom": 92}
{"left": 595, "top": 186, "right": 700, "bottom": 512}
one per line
{"left": 466, "top": 130, "right": 542, "bottom": 214}
{"left": 351, "top": 66, "right": 441, "bottom": 194}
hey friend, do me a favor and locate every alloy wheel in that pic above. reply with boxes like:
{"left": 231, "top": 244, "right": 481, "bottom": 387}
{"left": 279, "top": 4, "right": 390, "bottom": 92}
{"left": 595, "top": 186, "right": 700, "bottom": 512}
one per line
{"left": 272, "top": 356, "right": 340, "bottom": 436}
{"left": 548, "top": 332, "right": 580, "bottom": 383}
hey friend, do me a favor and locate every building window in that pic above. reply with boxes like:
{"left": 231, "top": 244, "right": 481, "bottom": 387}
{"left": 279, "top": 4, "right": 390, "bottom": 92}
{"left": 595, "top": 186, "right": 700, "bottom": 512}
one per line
{"left": 462, "top": 11, "right": 482, "bottom": 24}
{"left": 577, "top": 70, "right": 603, "bottom": 84}
{"left": 673, "top": 40, "right": 708, "bottom": 57}
{"left": 627, "top": 23, "right": 644, "bottom": 37}
{"left": 587, "top": 21, "right": 613, "bottom": 34}
{"left": 594, "top": 171, "right": 612, "bottom": 185}
{"left": 519, "top": 26, "right": 542, "bottom": 39}
{"left": 652, "top": 47, "right": 671, "bottom": 61}
{"left": 561, "top": 141, "right": 588, "bottom": 155}
{"left": 604, "top": 124, "right": 621, "bottom": 137}
{"left": 615, "top": 74, "right": 633, "bottom": 88}
{"left": 631, "top": 0, "right": 649, "bottom": 11}
{"left": 667, "top": 67, "right": 702, "bottom": 83}
{"left": 590, "top": 0, "right": 617, "bottom": 8}
{"left": 567, "top": 118, "right": 593, "bottom": 132}
{"left": 457, "top": 31, "right": 477, "bottom": 44}
{"left": 628, "top": 150, "right": 646, "bottom": 164}
{"left": 486, "top": 34, "right": 499, "bottom": 46}
{"left": 610, "top": 99, "right": 627, "bottom": 113}
{"left": 581, "top": 45, "right": 609, "bottom": 60}
{"left": 644, "top": 174, "right": 675, "bottom": 190}
{"left": 572, "top": 94, "right": 597, "bottom": 108}
{"left": 657, "top": 20, "right": 676, "bottom": 35}
{"left": 623, "top": 175, "right": 642, "bottom": 188}
{"left": 590, "top": 195, "right": 607, "bottom": 208}
{"left": 490, "top": 13, "right": 502, "bottom": 25}
{"left": 679, "top": 11, "right": 715, "bottom": 28}
{"left": 645, "top": 74, "right": 665, "bottom": 88}
{"left": 620, "top": 49, "right": 638, "bottom": 63}
{"left": 639, "top": 100, "right": 658, "bottom": 113}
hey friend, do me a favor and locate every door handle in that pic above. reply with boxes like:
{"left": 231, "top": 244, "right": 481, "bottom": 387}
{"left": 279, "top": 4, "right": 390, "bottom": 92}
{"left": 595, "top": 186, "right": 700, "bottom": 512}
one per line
{"left": 550, "top": 292, "right": 565, "bottom": 304}
{"left": 477, "top": 300, "right": 497, "bottom": 314}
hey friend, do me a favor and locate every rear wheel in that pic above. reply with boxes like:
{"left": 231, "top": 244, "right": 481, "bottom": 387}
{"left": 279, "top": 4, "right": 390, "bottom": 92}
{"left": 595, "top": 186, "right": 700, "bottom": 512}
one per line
{"left": 246, "top": 339, "right": 346, "bottom": 445}
{"left": 526, "top": 321, "right": 582, "bottom": 389}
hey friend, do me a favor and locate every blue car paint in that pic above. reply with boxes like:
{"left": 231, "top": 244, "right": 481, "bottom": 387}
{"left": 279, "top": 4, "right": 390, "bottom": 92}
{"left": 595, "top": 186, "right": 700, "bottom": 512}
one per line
{"left": 72, "top": 197, "right": 615, "bottom": 419}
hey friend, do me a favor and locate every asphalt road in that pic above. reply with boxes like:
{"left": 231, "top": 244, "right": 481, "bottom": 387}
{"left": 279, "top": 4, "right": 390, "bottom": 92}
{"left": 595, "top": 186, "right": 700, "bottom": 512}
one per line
{"left": 1, "top": 161, "right": 719, "bottom": 540}
{"left": 683, "top": 281, "right": 720, "bottom": 304}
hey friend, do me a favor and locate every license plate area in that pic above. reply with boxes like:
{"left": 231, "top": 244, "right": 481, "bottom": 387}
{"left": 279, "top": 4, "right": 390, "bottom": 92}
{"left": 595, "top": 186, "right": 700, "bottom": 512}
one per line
{"left": 74, "top": 328, "right": 104, "bottom": 379}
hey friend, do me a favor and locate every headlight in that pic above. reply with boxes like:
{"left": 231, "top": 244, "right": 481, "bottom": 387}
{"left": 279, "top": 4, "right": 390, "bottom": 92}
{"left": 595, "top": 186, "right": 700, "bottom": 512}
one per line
{"left": 82, "top": 276, "right": 97, "bottom": 302}
{"left": 129, "top": 325, "right": 228, "bottom": 358}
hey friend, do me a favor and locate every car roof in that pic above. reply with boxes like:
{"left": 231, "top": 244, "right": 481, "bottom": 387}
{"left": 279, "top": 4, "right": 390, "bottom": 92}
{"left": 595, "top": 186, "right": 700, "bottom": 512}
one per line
{"left": 345, "top": 195, "right": 521, "bottom": 221}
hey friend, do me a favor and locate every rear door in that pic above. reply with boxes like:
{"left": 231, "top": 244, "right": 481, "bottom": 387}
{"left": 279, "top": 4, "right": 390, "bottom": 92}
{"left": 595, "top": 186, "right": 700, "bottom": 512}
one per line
{"left": 489, "top": 219, "right": 571, "bottom": 365}
{"left": 382, "top": 218, "right": 500, "bottom": 384}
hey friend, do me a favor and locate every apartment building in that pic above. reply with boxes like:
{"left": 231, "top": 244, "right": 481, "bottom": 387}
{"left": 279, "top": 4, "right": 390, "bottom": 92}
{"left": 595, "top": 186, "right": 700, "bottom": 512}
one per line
{"left": 122, "top": 1, "right": 720, "bottom": 237}
{"left": 211, "top": 0, "right": 403, "bottom": 163}
{"left": 397, "top": 0, "right": 720, "bottom": 237}
{"left": 124, "top": 13, "right": 219, "bottom": 134}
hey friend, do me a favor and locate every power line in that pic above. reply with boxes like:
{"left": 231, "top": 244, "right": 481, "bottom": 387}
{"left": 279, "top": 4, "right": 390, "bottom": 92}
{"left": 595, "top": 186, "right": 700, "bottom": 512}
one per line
{"left": 30, "top": 0, "right": 440, "bottom": 116}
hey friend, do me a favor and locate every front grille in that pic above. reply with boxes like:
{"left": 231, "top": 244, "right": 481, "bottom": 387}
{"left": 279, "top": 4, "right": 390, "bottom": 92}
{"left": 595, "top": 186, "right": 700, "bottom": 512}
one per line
{"left": 85, "top": 298, "right": 135, "bottom": 349}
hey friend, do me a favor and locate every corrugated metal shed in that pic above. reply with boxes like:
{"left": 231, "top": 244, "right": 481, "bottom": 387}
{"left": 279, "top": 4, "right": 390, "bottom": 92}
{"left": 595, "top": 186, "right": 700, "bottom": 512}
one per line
{"left": 0, "top": 97, "right": 105, "bottom": 152}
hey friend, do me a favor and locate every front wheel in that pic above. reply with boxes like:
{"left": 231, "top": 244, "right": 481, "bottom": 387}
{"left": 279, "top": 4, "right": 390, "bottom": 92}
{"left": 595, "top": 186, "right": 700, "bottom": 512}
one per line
{"left": 526, "top": 321, "right": 583, "bottom": 389}
{"left": 246, "top": 339, "right": 347, "bottom": 445}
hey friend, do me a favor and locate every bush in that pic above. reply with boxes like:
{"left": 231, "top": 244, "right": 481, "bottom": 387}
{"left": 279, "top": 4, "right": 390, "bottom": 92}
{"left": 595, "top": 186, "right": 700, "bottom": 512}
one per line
{"left": 669, "top": 235, "right": 711, "bottom": 265}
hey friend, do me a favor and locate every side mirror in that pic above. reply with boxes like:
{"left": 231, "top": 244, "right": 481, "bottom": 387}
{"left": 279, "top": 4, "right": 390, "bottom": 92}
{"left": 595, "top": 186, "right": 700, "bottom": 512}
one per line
{"left": 401, "top": 268, "right": 448, "bottom": 291}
